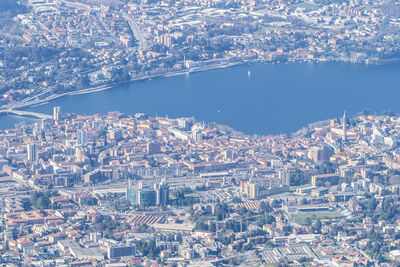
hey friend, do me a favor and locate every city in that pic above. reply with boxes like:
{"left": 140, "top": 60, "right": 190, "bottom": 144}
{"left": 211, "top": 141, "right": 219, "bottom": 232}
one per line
{"left": 1, "top": 0, "right": 400, "bottom": 109}
{"left": 1, "top": 0, "right": 400, "bottom": 266}
{"left": 0, "top": 107, "right": 399, "bottom": 265}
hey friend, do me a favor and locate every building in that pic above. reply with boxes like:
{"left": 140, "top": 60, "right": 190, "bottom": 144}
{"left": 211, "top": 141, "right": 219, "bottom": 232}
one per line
{"left": 247, "top": 181, "right": 289, "bottom": 199}
{"left": 109, "top": 129, "right": 123, "bottom": 141}
{"left": 390, "top": 250, "right": 400, "bottom": 261}
{"left": 278, "top": 170, "right": 291, "bottom": 186}
{"left": 161, "top": 35, "right": 172, "bottom": 47}
{"left": 311, "top": 173, "right": 340, "bottom": 187}
{"left": 308, "top": 146, "right": 332, "bottom": 162}
{"left": 59, "top": 240, "right": 104, "bottom": 260}
{"left": 84, "top": 169, "right": 101, "bottom": 184}
{"left": 126, "top": 181, "right": 169, "bottom": 206}
{"left": 311, "top": 187, "right": 329, "bottom": 197}
{"left": 120, "top": 35, "right": 134, "bottom": 47}
{"left": 53, "top": 106, "right": 61, "bottom": 122}
{"left": 343, "top": 111, "right": 347, "bottom": 141}
{"left": 77, "top": 130, "right": 88, "bottom": 146}
{"left": 328, "top": 192, "right": 356, "bottom": 202}
{"left": 177, "top": 118, "right": 192, "bottom": 130}
{"left": 223, "top": 150, "right": 236, "bottom": 160}
{"left": 27, "top": 143, "right": 37, "bottom": 162}
{"left": 154, "top": 180, "right": 169, "bottom": 206}
{"left": 90, "top": 232, "right": 102, "bottom": 243}
{"left": 108, "top": 245, "right": 136, "bottom": 259}
{"left": 91, "top": 120, "right": 103, "bottom": 131}
{"left": 192, "top": 130, "right": 202, "bottom": 143}
{"left": 249, "top": 182, "right": 259, "bottom": 200}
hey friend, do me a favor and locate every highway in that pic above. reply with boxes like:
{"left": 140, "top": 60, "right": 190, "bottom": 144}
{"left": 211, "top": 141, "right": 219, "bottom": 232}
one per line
{"left": 121, "top": 12, "right": 149, "bottom": 50}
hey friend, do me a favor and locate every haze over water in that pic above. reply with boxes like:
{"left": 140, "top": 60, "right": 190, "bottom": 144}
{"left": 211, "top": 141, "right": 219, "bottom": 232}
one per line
{"left": 1, "top": 62, "right": 400, "bottom": 135}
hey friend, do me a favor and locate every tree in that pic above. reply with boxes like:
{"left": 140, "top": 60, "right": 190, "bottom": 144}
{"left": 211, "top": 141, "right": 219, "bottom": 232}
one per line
{"left": 112, "top": 198, "right": 131, "bottom": 212}
{"left": 373, "top": 175, "right": 383, "bottom": 185}
{"left": 30, "top": 191, "right": 53, "bottom": 210}
{"left": 271, "top": 199, "right": 281, "bottom": 208}
{"left": 23, "top": 199, "right": 31, "bottom": 211}
{"left": 298, "top": 257, "right": 308, "bottom": 263}
{"left": 289, "top": 169, "right": 309, "bottom": 186}
{"left": 260, "top": 201, "right": 272, "bottom": 213}
{"left": 90, "top": 215, "right": 131, "bottom": 239}
{"left": 367, "top": 198, "right": 377, "bottom": 212}
{"left": 381, "top": 110, "right": 396, "bottom": 116}
{"left": 389, "top": 174, "right": 400, "bottom": 185}
{"left": 135, "top": 240, "right": 160, "bottom": 259}
{"left": 232, "top": 196, "right": 242, "bottom": 203}
{"left": 359, "top": 109, "right": 375, "bottom": 116}
{"left": 170, "top": 187, "right": 199, "bottom": 206}
{"left": 311, "top": 220, "right": 322, "bottom": 234}
{"left": 37, "top": 196, "right": 50, "bottom": 210}
{"left": 195, "top": 221, "right": 209, "bottom": 231}
{"left": 365, "top": 230, "right": 384, "bottom": 262}
{"left": 266, "top": 215, "right": 276, "bottom": 225}
{"left": 147, "top": 156, "right": 158, "bottom": 167}
{"left": 75, "top": 74, "right": 90, "bottom": 89}
{"left": 328, "top": 224, "right": 342, "bottom": 238}
{"left": 224, "top": 220, "right": 245, "bottom": 232}
{"left": 317, "top": 161, "right": 335, "bottom": 174}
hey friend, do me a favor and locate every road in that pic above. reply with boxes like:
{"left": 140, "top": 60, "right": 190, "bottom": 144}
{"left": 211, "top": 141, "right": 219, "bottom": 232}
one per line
{"left": 121, "top": 12, "right": 149, "bottom": 50}
{"left": 37, "top": 21, "right": 60, "bottom": 42}
{"left": 96, "top": 11, "right": 122, "bottom": 46}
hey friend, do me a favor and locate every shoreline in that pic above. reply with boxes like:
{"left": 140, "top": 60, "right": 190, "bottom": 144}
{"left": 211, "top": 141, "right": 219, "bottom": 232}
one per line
{"left": 2, "top": 57, "right": 400, "bottom": 113}
{"left": 3, "top": 61, "right": 242, "bottom": 111}
{"left": 67, "top": 61, "right": 241, "bottom": 96}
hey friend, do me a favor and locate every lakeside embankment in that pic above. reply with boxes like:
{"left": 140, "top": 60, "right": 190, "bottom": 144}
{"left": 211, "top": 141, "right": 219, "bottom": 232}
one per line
{"left": 2, "top": 54, "right": 399, "bottom": 113}
{"left": 1, "top": 61, "right": 241, "bottom": 112}
{"left": 2, "top": 60, "right": 400, "bottom": 134}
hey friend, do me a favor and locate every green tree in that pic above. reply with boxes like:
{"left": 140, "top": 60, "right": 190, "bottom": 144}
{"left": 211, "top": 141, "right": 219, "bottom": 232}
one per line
{"left": 232, "top": 196, "right": 242, "bottom": 203}
{"left": 317, "top": 161, "right": 335, "bottom": 174}
{"left": 311, "top": 220, "right": 322, "bottom": 234}
{"left": 112, "top": 198, "right": 131, "bottom": 212}
{"left": 30, "top": 191, "right": 54, "bottom": 210}
{"left": 260, "top": 201, "right": 272, "bottom": 213}
{"left": 368, "top": 198, "right": 377, "bottom": 212}
{"left": 289, "top": 169, "right": 309, "bottom": 186}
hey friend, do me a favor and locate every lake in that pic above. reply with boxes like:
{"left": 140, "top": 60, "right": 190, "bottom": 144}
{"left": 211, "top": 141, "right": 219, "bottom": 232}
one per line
{"left": 1, "top": 61, "right": 400, "bottom": 135}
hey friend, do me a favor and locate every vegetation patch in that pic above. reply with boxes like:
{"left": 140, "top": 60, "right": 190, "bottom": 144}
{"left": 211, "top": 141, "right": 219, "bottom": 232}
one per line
{"left": 292, "top": 211, "right": 344, "bottom": 224}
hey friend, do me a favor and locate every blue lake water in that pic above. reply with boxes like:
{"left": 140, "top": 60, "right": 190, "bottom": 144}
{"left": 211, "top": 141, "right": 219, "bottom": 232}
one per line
{"left": 1, "top": 62, "right": 400, "bottom": 135}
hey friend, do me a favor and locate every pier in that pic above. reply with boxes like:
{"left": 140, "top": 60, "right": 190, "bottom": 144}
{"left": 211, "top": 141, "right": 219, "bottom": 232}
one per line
{"left": 0, "top": 109, "right": 52, "bottom": 120}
